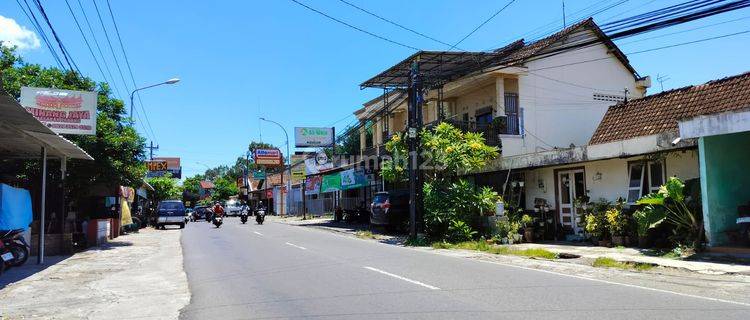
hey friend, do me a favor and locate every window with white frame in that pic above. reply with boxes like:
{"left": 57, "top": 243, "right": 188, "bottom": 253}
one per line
{"left": 626, "top": 160, "right": 665, "bottom": 204}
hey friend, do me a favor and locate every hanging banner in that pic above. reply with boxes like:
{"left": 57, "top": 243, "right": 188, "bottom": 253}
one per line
{"left": 340, "top": 168, "right": 368, "bottom": 190}
{"left": 20, "top": 86, "right": 97, "bottom": 135}
{"left": 304, "top": 175, "right": 322, "bottom": 195}
{"left": 294, "top": 127, "right": 334, "bottom": 147}
{"left": 320, "top": 173, "right": 342, "bottom": 193}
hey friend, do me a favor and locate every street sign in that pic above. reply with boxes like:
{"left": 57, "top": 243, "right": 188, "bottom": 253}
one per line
{"left": 294, "top": 127, "right": 334, "bottom": 147}
{"left": 252, "top": 170, "right": 266, "bottom": 180}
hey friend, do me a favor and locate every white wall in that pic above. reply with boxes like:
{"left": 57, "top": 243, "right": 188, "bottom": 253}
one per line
{"left": 524, "top": 150, "right": 698, "bottom": 209}
{"left": 508, "top": 28, "right": 644, "bottom": 157}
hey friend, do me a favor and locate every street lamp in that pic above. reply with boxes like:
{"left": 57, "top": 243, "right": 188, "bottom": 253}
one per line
{"left": 130, "top": 78, "right": 181, "bottom": 124}
{"left": 259, "top": 117, "right": 291, "bottom": 216}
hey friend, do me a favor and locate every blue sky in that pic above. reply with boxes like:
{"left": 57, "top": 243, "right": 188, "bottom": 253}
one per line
{"left": 1, "top": 0, "right": 749, "bottom": 178}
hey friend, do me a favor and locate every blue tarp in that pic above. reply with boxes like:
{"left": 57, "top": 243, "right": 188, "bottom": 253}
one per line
{"left": 0, "top": 184, "right": 33, "bottom": 231}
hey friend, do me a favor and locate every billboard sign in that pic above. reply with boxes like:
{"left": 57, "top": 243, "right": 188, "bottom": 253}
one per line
{"left": 145, "top": 160, "right": 168, "bottom": 172}
{"left": 294, "top": 127, "right": 334, "bottom": 147}
{"left": 20, "top": 86, "right": 97, "bottom": 135}
{"left": 254, "top": 149, "right": 282, "bottom": 166}
{"left": 146, "top": 157, "right": 182, "bottom": 178}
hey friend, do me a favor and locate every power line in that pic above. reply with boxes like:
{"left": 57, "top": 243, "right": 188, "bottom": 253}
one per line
{"left": 90, "top": 0, "right": 132, "bottom": 97}
{"left": 16, "top": 0, "right": 65, "bottom": 69}
{"left": 63, "top": 0, "right": 108, "bottom": 85}
{"left": 618, "top": 14, "right": 750, "bottom": 45}
{"left": 104, "top": 0, "right": 158, "bottom": 142}
{"left": 525, "top": 28, "right": 750, "bottom": 72}
{"left": 288, "top": 0, "right": 420, "bottom": 51}
{"left": 75, "top": 0, "right": 123, "bottom": 100}
{"left": 31, "top": 0, "right": 81, "bottom": 74}
{"left": 336, "top": 0, "right": 454, "bottom": 48}
{"left": 449, "top": 0, "right": 516, "bottom": 50}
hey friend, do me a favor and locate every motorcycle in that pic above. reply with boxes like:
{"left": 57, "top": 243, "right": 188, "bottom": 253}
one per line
{"left": 213, "top": 216, "right": 223, "bottom": 228}
{"left": 1, "top": 229, "right": 29, "bottom": 268}
{"left": 256, "top": 208, "right": 266, "bottom": 225}
{"left": 240, "top": 209, "right": 249, "bottom": 224}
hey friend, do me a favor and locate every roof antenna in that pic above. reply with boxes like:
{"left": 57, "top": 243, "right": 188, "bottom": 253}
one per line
{"left": 562, "top": 1, "right": 567, "bottom": 28}
{"left": 656, "top": 74, "right": 670, "bottom": 92}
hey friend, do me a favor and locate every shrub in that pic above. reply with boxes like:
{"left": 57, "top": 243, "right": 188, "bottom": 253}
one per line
{"left": 637, "top": 177, "right": 704, "bottom": 249}
{"left": 633, "top": 205, "right": 666, "bottom": 238}
{"left": 447, "top": 220, "right": 476, "bottom": 242}
{"left": 605, "top": 207, "right": 628, "bottom": 236}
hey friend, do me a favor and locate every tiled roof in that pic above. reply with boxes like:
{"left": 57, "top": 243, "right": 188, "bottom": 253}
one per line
{"left": 199, "top": 181, "right": 214, "bottom": 189}
{"left": 590, "top": 71, "right": 750, "bottom": 145}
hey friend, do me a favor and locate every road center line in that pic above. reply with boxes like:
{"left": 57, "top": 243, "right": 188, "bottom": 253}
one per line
{"left": 253, "top": 231, "right": 263, "bottom": 236}
{"left": 363, "top": 266, "right": 440, "bottom": 290}
{"left": 285, "top": 242, "right": 307, "bottom": 250}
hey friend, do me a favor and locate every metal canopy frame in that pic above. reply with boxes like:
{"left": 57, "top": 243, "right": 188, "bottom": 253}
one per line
{"left": 360, "top": 51, "right": 511, "bottom": 90}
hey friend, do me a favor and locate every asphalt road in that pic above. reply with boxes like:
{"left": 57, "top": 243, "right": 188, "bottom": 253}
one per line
{"left": 179, "top": 218, "right": 750, "bottom": 319}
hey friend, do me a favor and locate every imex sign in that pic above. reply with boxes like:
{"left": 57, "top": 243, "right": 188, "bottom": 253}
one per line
{"left": 255, "top": 149, "right": 282, "bottom": 166}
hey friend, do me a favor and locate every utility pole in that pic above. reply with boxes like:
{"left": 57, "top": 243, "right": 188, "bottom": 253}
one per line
{"left": 407, "top": 58, "right": 424, "bottom": 239}
{"left": 146, "top": 141, "right": 159, "bottom": 160}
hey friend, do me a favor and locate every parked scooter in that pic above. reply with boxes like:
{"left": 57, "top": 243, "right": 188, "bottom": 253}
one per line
{"left": 1, "top": 229, "right": 29, "bottom": 268}
{"left": 256, "top": 207, "right": 266, "bottom": 225}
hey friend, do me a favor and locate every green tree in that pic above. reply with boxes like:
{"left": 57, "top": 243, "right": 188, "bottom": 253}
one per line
{"left": 147, "top": 174, "right": 182, "bottom": 204}
{"left": 211, "top": 175, "right": 239, "bottom": 202}
{"left": 336, "top": 124, "right": 361, "bottom": 156}
{"left": 382, "top": 122, "right": 500, "bottom": 241}
{"left": 0, "top": 44, "right": 146, "bottom": 201}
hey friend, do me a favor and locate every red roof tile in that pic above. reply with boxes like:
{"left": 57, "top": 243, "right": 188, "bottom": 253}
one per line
{"left": 590, "top": 71, "right": 750, "bottom": 145}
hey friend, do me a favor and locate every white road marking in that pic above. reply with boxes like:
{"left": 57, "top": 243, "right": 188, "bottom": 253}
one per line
{"left": 471, "top": 256, "right": 750, "bottom": 307}
{"left": 253, "top": 231, "right": 263, "bottom": 236}
{"left": 285, "top": 242, "right": 307, "bottom": 250}
{"left": 363, "top": 266, "right": 440, "bottom": 290}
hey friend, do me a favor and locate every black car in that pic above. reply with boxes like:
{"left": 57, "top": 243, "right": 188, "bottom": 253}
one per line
{"left": 155, "top": 200, "right": 186, "bottom": 229}
{"left": 370, "top": 190, "right": 409, "bottom": 231}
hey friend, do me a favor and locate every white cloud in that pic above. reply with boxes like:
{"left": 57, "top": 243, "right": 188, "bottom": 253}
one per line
{"left": 0, "top": 15, "right": 41, "bottom": 51}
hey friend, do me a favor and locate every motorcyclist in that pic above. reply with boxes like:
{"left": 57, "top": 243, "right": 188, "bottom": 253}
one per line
{"left": 212, "top": 202, "right": 225, "bottom": 219}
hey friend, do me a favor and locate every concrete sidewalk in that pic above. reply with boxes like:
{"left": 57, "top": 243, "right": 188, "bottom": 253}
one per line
{"left": 0, "top": 228, "right": 189, "bottom": 320}
{"left": 514, "top": 242, "right": 750, "bottom": 275}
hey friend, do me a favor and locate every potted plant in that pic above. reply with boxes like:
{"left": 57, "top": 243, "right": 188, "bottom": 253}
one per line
{"left": 606, "top": 207, "right": 628, "bottom": 246}
{"left": 509, "top": 221, "right": 522, "bottom": 244}
{"left": 521, "top": 214, "right": 534, "bottom": 242}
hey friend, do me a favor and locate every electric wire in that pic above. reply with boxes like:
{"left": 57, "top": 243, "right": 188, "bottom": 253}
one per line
{"left": 75, "top": 0, "right": 123, "bottom": 100}
{"left": 63, "top": 0, "right": 109, "bottom": 88}
{"left": 31, "top": 0, "right": 81, "bottom": 74}
{"left": 288, "top": 0, "right": 420, "bottom": 51}
{"left": 105, "top": 0, "right": 158, "bottom": 142}
{"left": 90, "top": 0, "right": 133, "bottom": 98}
{"left": 16, "top": 0, "right": 65, "bottom": 69}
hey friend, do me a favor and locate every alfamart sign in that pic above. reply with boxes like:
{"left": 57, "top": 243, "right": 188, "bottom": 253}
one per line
{"left": 294, "top": 127, "right": 334, "bottom": 147}
{"left": 20, "top": 87, "right": 97, "bottom": 135}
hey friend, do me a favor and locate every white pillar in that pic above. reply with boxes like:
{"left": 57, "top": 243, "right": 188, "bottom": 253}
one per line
{"left": 37, "top": 147, "right": 47, "bottom": 265}
{"left": 495, "top": 76, "right": 506, "bottom": 117}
